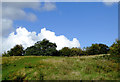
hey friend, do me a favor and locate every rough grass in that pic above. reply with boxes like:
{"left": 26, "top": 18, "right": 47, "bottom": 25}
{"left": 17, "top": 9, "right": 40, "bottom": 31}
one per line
{"left": 2, "top": 54, "right": 120, "bottom": 80}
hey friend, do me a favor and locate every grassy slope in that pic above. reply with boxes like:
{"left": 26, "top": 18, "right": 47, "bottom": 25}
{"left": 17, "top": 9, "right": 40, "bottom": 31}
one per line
{"left": 2, "top": 54, "right": 120, "bottom": 80}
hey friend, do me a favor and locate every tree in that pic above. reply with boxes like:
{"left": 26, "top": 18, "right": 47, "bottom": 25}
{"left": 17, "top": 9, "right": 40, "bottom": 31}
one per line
{"left": 86, "top": 44, "right": 100, "bottom": 55}
{"left": 109, "top": 40, "right": 120, "bottom": 55}
{"left": 85, "top": 43, "right": 109, "bottom": 55}
{"left": 58, "top": 47, "right": 71, "bottom": 56}
{"left": 99, "top": 44, "right": 109, "bottom": 54}
{"left": 24, "top": 46, "right": 38, "bottom": 56}
{"left": 2, "top": 52, "right": 10, "bottom": 57}
{"left": 24, "top": 39, "right": 57, "bottom": 56}
{"left": 71, "top": 47, "right": 83, "bottom": 56}
{"left": 8, "top": 44, "right": 24, "bottom": 56}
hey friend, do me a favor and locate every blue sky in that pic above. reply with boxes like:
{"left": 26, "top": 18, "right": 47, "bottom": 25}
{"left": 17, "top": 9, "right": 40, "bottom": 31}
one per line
{"left": 13, "top": 2, "right": 118, "bottom": 48}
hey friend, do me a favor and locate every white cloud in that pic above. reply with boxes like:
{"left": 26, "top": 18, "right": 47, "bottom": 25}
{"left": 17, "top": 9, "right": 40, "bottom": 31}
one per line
{"left": 102, "top": 0, "right": 118, "bottom": 6}
{"left": 38, "top": 28, "right": 80, "bottom": 50}
{"left": 103, "top": 0, "right": 119, "bottom": 2}
{"left": 2, "top": 0, "right": 41, "bottom": 2}
{"left": 42, "top": 2, "right": 56, "bottom": 11}
{"left": 1, "top": 27, "right": 80, "bottom": 54}
{"left": 1, "top": 2, "right": 56, "bottom": 37}
{"left": 2, "top": 19, "right": 13, "bottom": 36}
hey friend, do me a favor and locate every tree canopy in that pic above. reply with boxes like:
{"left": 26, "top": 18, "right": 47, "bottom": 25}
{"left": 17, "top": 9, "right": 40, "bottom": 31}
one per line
{"left": 3, "top": 39, "right": 118, "bottom": 57}
{"left": 85, "top": 43, "right": 109, "bottom": 55}
{"left": 7, "top": 44, "right": 24, "bottom": 56}
{"left": 109, "top": 40, "right": 120, "bottom": 55}
{"left": 24, "top": 39, "right": 57, "bottom": 56}
{"left": 58, "top": 47, "right": 71, "bottom": 56}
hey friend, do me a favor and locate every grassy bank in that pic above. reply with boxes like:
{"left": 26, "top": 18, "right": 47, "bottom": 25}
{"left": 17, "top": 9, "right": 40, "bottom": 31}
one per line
{"left": 2, "top": 54, "right": 120, "bottom": 80}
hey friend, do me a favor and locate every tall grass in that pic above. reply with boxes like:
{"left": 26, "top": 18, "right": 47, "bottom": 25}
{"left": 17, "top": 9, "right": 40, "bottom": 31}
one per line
{"left": 2, "top": 54, "right": 120, "bottom": 80}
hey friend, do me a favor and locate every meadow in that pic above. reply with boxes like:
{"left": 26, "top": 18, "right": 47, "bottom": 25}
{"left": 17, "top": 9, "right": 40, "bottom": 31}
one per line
{"left": 2, "top": 54, "right": 120, "bottom": 80}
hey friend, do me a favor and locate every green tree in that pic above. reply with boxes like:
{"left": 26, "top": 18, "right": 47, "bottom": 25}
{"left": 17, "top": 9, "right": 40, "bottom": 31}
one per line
{"left": 24, "top": 46, "right": 38, "bottom": 56}
{"left": 2, "top": 52, "right": 10, "bottom": 57}
{"left": 8, "top": 44, "right": 24, "bottom": 56}
{"left": 99, "top": 44, "right": 109, "bottom": 54}
{"left": 71, "top": 47, "right": 83, "bottom": 56}
{"left": 109, "top": 40, "right": 120, "bottom": 55}
{"left": 24, "top": 39, "right": 57, "bottom": 56}
{"left": 59, "top": 47, "right": 71, "bottom": 57}
{"left": 85, "top": 43, "right": 109, "bottom": 55}
{"left": 86, "top": 44, "right": 100, "bottom": 55}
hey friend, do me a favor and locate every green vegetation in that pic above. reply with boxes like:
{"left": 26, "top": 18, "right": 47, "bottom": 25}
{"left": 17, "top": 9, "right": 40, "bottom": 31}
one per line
{"left": 2, "top": 39, "right": 120, "bottom": 80}
{"left": 24, "top": 39, "right": 57, "bottom": 56}
{"left": 2, "top": 39, "right": 116, "bottom": 57}
{"left": 2, "top": 45, "right": 24, "bottom": 57}
{"left": 109, "top": 39, "right": 120, "bottom": 56}
{"left": 2, "top": 54, "right": 120, "bottom": 80}
{"left": 85, "top": 43, "right": 109, "bottom": 55}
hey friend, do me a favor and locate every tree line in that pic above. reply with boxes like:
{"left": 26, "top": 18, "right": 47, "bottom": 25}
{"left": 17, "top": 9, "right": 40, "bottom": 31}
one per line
{"left": 2, "top": 39, "right": 120, "bottom": 57}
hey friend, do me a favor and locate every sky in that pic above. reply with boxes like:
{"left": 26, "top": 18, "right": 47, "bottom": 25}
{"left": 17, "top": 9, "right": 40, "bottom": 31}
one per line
{"left": 1, "top": 2, "right": 118, "bottom": 53}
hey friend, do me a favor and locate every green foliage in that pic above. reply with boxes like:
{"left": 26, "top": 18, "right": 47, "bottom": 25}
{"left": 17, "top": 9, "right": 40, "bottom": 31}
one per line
{"left": 85, "top": 43, "right": 109, "bottom": 55}
{"left": 99, "top": 44, "right": 109, "bottom": 54}
{"left": 24, "top": 46, "right": 38, "bottom": 56}
{"left": 86, "top": 44, "right": 100, "bottom": 55}
{"left": 2, "top": 52, "right": 10, "bottom": 57}
{"left": 3, "top": 39, "right": 118, "bottom": 57}
{"left": 109, "top": 40, "right": 120, "bottom": 55}
{"left": 7, "top": 44, "right": 24, "bottom": 56}
{"left": 58, "top": 47, "right": 71, "bottom": 56}
{"left": 24, "top": 39, "right": 57, "bottom": 56}
{"left": 58, "top": 47, "right": 84, "bottom": 56}
{"left": 71, "top": 47, "right": 83, "bottom": 56}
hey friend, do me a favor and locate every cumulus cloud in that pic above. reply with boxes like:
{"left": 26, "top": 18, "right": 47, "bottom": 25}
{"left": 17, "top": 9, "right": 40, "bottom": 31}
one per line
{"left": 2, "top": 27, "right": 80, "bottom": 54}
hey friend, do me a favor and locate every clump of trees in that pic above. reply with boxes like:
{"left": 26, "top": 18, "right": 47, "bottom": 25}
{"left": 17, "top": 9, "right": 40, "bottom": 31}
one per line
{"left": 2, "top": 45, "right": 24, "bottom": 56}
{"left": 58, "top": 47, "right": 71, "bottom": 57}
{"left": 24, "top": 39, "right": 57, "bottom": 56}
{"left": 58, "top": 47, "right": 83, "bottom": 57}
{"left": 85, "top": 43, "right": 109, "bottom": 55}
{"left": 2, "top": 39, "right": 120, "bottom": 57}
{"left": 71, "top": 47, "right": 83, "bottom": 56}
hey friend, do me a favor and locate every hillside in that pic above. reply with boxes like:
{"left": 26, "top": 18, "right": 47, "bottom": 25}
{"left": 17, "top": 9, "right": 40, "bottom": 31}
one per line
{"left": 2, "top": 54, "right": 120, "bottom": 80}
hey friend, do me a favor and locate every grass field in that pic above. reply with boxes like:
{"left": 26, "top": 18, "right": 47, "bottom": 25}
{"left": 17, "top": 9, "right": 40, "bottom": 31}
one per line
{"left": 2, "top": 54, "right": 120, "bottom": 80}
